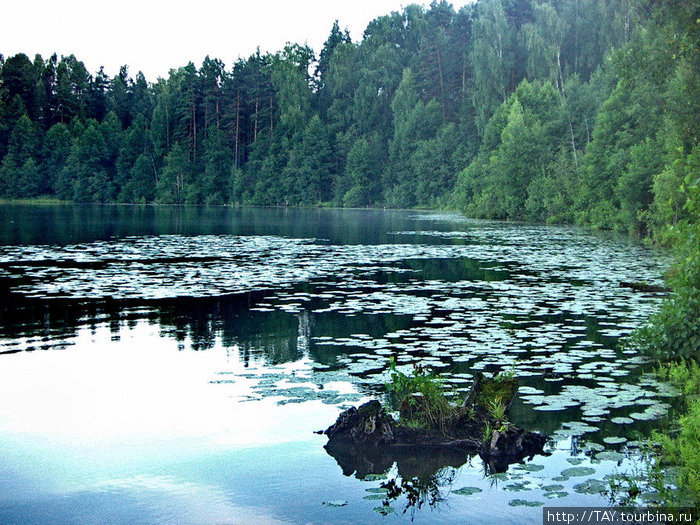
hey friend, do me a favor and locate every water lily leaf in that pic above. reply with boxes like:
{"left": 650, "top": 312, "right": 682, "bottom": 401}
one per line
{"left": 595, "top": 451, "right": 624, "bottom": 462}
{"left": 453, "top": 486, "right": 482, "bottom": 496}
{"left": 515, "top": 463, "right": 545, "bottom": 472}
{"left": 363, "top": 494, "right": 386, "bottom": 500}
{"left": 573, "top": 480, "right": 608, "bottom": 494}
{"left": 602, "top": 437, "right": 627, "bottom": 445}
{"left": 322, "top": 500, "right": 348, "bottom": 507}
{"left": 373, "top": 505, "right": 394, "bottom": 515}
{"left": 561, "top": 467, "right": 596, "bottom": 477}
{"left": 361, "top": 474, "right": 387, "bottom": 481}
{"left": 504, "top": 482, "right": 533, "bottom": 492}
{"left": 508, "top": 499, "right": 544, "bottom": 507}
{"left": 544, "top": 491, "right": 568, "bottom": 499}
{"left": 566, "top": 458, "right": 585, "bottom": 465}
{"left": 542, "top": 485, "right": 565, "bottom": 492}
{"left": 365, "top": 487, "right": 388, "bottom": 494}
{"left": 611, "top": 417, "right": 634, "bottom": 424}
{"left": 584, "top": 443, "right": 606, "bottom": 453}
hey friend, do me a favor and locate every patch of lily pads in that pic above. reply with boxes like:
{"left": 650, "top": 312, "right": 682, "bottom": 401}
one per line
{"left": 504, "top": 482, "right": 535, "bottom": 492}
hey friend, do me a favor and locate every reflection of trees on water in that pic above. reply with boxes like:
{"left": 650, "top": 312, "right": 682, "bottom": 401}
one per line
{"left": 382, "top": 467, "right": 456, "bottom": 518}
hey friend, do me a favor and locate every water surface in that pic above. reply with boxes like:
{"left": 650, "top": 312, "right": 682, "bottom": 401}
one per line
{"left": 0, "top": 205, "right": 672, "bottom": 524}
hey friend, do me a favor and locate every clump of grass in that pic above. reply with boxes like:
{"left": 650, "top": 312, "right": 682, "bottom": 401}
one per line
{"left": 476, "top": 371, "right": 517, "bottom": 411}
{"left": 385, "top": 358, "right": 456, "bottom": 430}
{"left": 482, "top": 422, "right": 494, "bottom": 443}
{"left": 487, "top": 399, "right": 506, "bottom": 421}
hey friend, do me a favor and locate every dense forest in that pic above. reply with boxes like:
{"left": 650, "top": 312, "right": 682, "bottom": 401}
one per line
{"left": 0, "top": 0, "right": 697, "bottom": 238}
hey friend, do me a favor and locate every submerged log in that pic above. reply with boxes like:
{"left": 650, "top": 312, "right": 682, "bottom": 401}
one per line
{"left": 322, "top": 374, "right": 548, "bottom": 471}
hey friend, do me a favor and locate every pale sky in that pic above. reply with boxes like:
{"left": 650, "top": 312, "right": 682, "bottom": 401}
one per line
{"left": 2, "top": 0, "right": 474, "bottom": 81}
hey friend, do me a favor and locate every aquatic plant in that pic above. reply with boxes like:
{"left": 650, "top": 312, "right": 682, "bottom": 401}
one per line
{"left": 651, "top": 361, "right": 700, "bottom": 505}
{"left": 385, "top": 357, "right": 456, "bottom": 429}
{"left": 487, "top": 399, "right": 507, "bottom": 421}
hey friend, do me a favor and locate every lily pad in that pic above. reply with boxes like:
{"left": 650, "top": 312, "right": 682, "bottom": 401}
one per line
{"left": 611, "top": 417, "right": 634, "bottom": 425}
{"left": 542, "top": 485, "right": 565, "bottom": 492}
{"left": 365, "top": 487, "right": 388, "bottom": 494}
{"left": 573, "top": 480, "right": 608, "bottom": 495}
{"left": 544, "top": 491, "right": 568, "bottom": 499}
{"left": 566, "top": 458, "right": 585, "bottom": 465}
{"left": 322, "top": 500, "right": 348, "bottom": 507}
{"left": 602, "top": 437, "right": 627, "bottom": 445}
{"left": 508, "top": 499, "right": 544, "bottom": 507}
{"left": 551, "top": 476, "right": 569, "bottom": 482}
{"left": 363, "top": 494, "right": 386, "bottom": 500}
{"left": 373, "top": 505, "right": 394, "bottom": 515}
{"left": 504, "top": 482, "right": 533, "bottom": 492}
{"left": 595, "top": 451, "right": 624, "bottom": 462}
{"left": 453, "top": 486, "right": 483, "bottom": 496}
{"left": 515, "top": 463, "right": 545, "bottom": 472}
{"left": 585, "top": 442, "right": 606, "bottom": 452}
{"left": 561, "top": 467, "right": 596, "bottom": 477}
{"left": 361, "top": 474, "right": 387, "bottom": 481}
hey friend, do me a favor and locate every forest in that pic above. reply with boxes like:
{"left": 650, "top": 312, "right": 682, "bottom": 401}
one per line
{"left": 0, "top": 0, "right": 697, "bottom": 239}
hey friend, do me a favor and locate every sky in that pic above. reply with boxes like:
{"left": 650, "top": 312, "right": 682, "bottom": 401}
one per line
{"left": 2, "top": 0, "right": 474, "bottom": 81}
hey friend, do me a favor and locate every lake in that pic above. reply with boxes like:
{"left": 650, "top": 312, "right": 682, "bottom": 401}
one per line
{"left": 0, "top": 204, "right": 672, "bottom": 524}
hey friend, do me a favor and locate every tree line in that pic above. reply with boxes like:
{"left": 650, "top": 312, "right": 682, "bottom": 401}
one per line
{"left": 0, "top": 0, "right": 697, "bottom": 238}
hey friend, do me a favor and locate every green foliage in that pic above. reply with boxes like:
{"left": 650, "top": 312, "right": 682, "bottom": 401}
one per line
{"left": 385, "top": 357, "right": 455, "bottom": 430}
{"left": 649, "top": 361, "right": 700, "bottom": 506}
{"left": 632, "top": 219, "right": 699, "bottom": 362}
{"left": 482, "top": 422, "right": 494, "bottom": 443}
{"left": 0, "top": 0, "right": 694, "bottom": 223}
{"left": 487, "top": 399, "right": 506, "bottom": 420}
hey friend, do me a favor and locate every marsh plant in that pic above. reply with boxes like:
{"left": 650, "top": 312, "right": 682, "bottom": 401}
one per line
{"left": 385, "top": 358, "right": 456, "bottom": 430}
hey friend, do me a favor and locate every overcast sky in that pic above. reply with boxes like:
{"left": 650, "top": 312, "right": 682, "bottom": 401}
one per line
{"left": 2, "top": 0, "right": 474, "bottom": 81}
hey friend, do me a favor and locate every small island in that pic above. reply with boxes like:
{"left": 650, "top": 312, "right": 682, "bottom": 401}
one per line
{"left": 322, "top": 364, "right": 548, "bottom": 475}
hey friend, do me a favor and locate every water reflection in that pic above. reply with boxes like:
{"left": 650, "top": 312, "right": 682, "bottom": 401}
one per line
{"left": 0, "top": 205, "right": 675, "bottom": 524}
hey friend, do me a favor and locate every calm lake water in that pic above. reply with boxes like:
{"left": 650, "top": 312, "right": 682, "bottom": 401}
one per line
{"left": 0, "top": 204, "right": 673, "bottom": 524}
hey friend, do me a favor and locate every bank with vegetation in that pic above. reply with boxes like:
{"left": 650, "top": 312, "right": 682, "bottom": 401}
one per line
{"left": 0, "top": 1, "right": 694, "bottom": 236}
